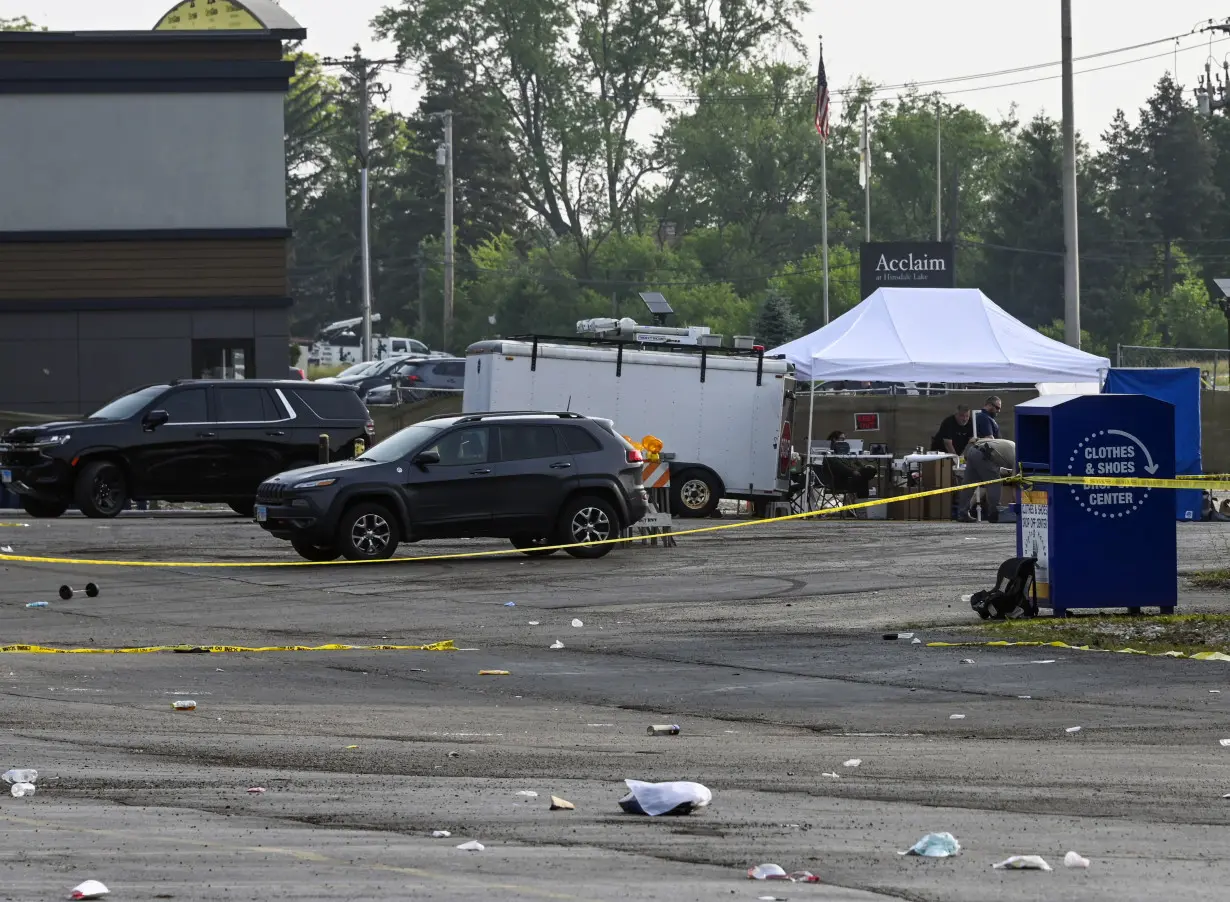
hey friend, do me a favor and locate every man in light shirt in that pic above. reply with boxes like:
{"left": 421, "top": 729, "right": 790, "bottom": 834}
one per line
{"left": 958, "top": 436, "right": 1016, "bottom": 523}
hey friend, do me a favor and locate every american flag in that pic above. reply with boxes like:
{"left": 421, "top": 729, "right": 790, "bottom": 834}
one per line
{"left": 814, "top": 43, "right": 830, "bottom": 142}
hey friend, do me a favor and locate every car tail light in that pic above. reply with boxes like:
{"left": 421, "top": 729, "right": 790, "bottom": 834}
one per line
{"left": 626, "top": 449, "right": 644, "bottom": 463}
{"left": 364, "top": 418, "right": 376, "bottom": 437}
{"left": 778, "top": 421, "right": 792, "bottom": 477}
{"left": 406, "top": 374, "right": 421, "bottom": 382}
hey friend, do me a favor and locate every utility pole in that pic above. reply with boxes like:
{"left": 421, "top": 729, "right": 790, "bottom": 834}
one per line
{"left": 322, "top": 46, "right": 396, "bottom": 362}
{"left": 416, "top": 238, "right": 426, "bottom": 339}
{"left": 433, "top": 110, "right": 455, "bottom": 352}
{"left": 1060, "top": 0, "right": 1081, "bottom": 348}
{"left": 935, "top": 95, "right": 942, "bottom": 242}
{"left": 1194, "top": 19, "right": 1229, "bottom": 117}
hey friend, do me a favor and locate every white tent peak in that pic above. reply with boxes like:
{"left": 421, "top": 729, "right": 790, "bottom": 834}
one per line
{"left": 769, "top": 287, "right": 1110, "bottom": 384}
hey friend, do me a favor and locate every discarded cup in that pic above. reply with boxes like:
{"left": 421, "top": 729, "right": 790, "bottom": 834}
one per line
{"left": 70, "top": 880, "right": 109, "bottom": 900}
{"left": 456, "top": 840, "right": 485, "bottom": 851}
{"left": 993, "top": 855, "right": 1052, "bottom": 871}
{"left": 171, "top": 700, "right": 197, "bottom": 711}
{"left": 748, "top": 864, "right": 788, "bottom": 880}
{"left": 647, "top": 724, "right": 681, "bottom": 736}
{"left": 882, "top": 632, "right": 915, "bottom": 640}
{"left": 1064, "top": 851, "right": 1090, "bottom": 869}
{"left": 901, "top": 832, "right": 960, "bottom": 858}
{"left": 2, "top": 769, "right": 37, "bottom": 784}
{"left": 10, "top": 782, "right": 36, "bottom": 798}
{"left": 25, "top": 601, "right": 49, "bottom": 609}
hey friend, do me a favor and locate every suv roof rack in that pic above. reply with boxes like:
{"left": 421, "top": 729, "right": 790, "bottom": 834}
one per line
{"left": 508, "top": 333, "right": 779, "bottom": 359}
{"left": 421, "top": 411, "right": 587, "bottom": 423}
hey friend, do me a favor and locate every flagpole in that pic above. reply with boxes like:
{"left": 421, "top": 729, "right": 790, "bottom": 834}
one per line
{"left": 863, "top": 104, "right": 871, "bottom": 241}
{"left": 806, "top": 36, "right": 831, "bottom": 512}
{"left": 821, "top": 140, "right": 829, "bottom": 326}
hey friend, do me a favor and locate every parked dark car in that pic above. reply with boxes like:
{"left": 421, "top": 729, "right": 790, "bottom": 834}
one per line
{"left": 332, "top": 355, "right": 428, "bottom": 398}
{"left": 364, "top": 357, "right": 466, "bottom": 404}
{"left": 0, "top": 380, "right": 375, "bottom": 519}
{"left": 254, "top": 411, "right": 649, "bottom": 562}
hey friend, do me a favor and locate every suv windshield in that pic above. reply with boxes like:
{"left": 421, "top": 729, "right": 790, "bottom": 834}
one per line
{"left": 89, "top": 385, "right": 169, "bottom": 420}
{"left": 356, "top": 422, "right": 444, "bottom": 463}
{"left": 336, "top": 361, "right": 376, "bottom": 378}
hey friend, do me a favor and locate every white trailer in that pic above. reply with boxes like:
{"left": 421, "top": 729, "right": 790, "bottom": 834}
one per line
{"left": 464, "top": 338, "right": 796, "bottom": 517}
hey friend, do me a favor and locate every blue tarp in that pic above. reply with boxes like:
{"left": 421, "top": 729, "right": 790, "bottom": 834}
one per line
{"left": 1103, "top": 368, "right": 1202, "bottom": 521}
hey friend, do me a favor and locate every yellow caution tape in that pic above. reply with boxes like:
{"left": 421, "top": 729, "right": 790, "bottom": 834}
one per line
{"left": 928, "top": 640, "right": 1230, "bottom": 661}
{"left": 0, "top": 640, "right": 457, "bottom": 655}
{"left": 0, "top": 522, "right": 30, "bottom": 528}
{"left": 1018, "top": 475, "right": 1230, "bottom": 491}
{"left": 0, "top": 479, "right": 1005, "bottom": 568}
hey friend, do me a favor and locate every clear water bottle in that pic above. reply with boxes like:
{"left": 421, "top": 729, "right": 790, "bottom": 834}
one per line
{"left": 2, "top": 768, "right": 37, "bottom": 784}
{"left": 10, "top": 782, "right": 35, "bottom": 797}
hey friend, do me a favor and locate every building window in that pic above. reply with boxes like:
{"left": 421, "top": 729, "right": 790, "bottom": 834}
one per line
{"left": 193, "top": 339, "right": 254, "bottom": 380}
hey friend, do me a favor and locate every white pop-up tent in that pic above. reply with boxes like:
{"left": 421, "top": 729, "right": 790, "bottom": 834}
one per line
{"left": 770, "top": 287, "right": 1110, "bottom": 384}
{"left": 769, "top": 287, "right": 1111, "bottom": 507}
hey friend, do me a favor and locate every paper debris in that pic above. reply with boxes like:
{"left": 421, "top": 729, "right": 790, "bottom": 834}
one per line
{"left": 960, "top": 658, "right": 976, "bottom": 665}
{"left": 820, "top": 772, "right": 840, "bottom": 779}
{"left": 949, "top": 714, "right": 966, "bottom": 720}
{"left": 456, "top": 840, "right": 485, "bottom": 851}
{"left": 571, "top": 618, "right": 583, "bottom": 628}
{"left": 1064, "top": 851, "right": 1090, "bottom": 869}
{"left": 516, "top": 790, "right": 538, "bottom": 798}
{"left": 503, "top": 601, "right": 516, "bottom": 607}
{"left": 550, "top": 795, "right": 575, "bottom": 810}
{"left": 528, "top": 621, "right": 540, "bottom": 625}
{"left": 479, "top": 670, "right": 510, "bottom": 676}
{"left": 550, "top": 640, "right": 564, "bottom": 649}
{"left": 70, "top": 881, "right": 109, "bottom": 900}
{"left": 246, "top": 787, "right": 266, "bottom": 794}
{"left": 1221, "top": 739, "right": 1230, "bottom": 747}
{"left": 431, "top": 830, "right": 452, "bottom": 838}
{"left": 1066, "top": 726, "right": 1082, "bottom": 733}
{"left": 842, "top": 759, "right": 862, "bottom": 768}
{"left": 1018, "top": 695, "right": 1032, "bottom": 699}
{"left": 993, "top": 855, "right": 1052, "bottom": 871}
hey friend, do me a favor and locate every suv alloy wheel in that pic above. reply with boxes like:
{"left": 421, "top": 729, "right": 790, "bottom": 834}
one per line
{"left": 557, "top": 495, "right": 618, "bottom": 559}
{"left": 337, "top": 501, "right": 399, "bottom": 561}
{"left": 75, "top": 460, "right": 129, "bottom": 519}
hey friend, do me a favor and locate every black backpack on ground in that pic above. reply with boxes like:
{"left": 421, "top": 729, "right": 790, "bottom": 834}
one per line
{"left": 970, "top": 557, "right": 1038, "bottom": 620}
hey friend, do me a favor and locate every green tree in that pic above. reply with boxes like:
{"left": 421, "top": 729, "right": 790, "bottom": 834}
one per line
{"left": 0, "top": 16, "right": 41, "bottom": 30}
{"left": 768, "top": 244, "right": 860, "bottom": 330}
{"left": 754, "top": 289, "right": 803, "bottom": 347}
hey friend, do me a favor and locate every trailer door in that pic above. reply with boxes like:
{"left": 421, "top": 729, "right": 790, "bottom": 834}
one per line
{"left": 776, "top": 378, "right": 796, "bottom": 492}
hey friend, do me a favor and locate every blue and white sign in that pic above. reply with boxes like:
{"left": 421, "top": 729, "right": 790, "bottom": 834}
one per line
{"left": 1065, "top": 428, "right": 1156, "bottom": 519}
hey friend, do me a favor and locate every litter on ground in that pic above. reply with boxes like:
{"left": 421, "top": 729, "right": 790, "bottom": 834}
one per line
{"left": 900, "top": 832, "right": 960, "bottom": 858}
{"left": 993, "top": 855, "right": 1052, "bottom": 871}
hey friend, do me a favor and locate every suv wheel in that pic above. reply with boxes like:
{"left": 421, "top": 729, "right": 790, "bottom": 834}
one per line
{"left": 291, "top": 537, "right": 341, "bottom": 562}
{"left": 21, "top": 497, "right": 69, "bottom": 518}
{"left": 337, "top": 502, "right": 399, "bottom": 561}
{"left": 228, "top": 499, "right": 255, "bottom": 517}
{"left": 557, "top": 495, "right": 618, "bottom": 559}
{"left": 510, "top": 535, "right": 558, "bottom": 558}
{"left": 75, "top": 460, "right": 129, "bottom": 519}
{"left": 672, "top": 468, "right": 720, "bottom": 518}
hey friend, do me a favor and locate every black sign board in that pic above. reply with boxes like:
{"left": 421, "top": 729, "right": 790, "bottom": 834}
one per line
{"left": 860, "top": 241, "right": 955, "bottom": 299}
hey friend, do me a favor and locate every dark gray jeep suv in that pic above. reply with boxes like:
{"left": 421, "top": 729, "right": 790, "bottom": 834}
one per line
{"left": 254, "top": 411, "right": 650, "bottom": 561}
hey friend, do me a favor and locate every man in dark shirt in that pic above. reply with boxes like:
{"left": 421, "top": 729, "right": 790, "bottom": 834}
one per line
{"left": 931, "top": 405, "right": 974, "bottom": 456}
{"left": 973, "top": 396, "right": 1002, "bottom": 439}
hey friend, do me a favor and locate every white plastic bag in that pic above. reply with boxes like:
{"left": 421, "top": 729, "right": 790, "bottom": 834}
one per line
{"left": 618, "top": 779, "right": 711, "bottom": 816}
{"left": 993, "top": 855, "right": 1052, "bottom": 871}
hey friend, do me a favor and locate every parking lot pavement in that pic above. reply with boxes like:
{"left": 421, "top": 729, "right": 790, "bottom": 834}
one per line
{"left": 3, "top": 516, "right": 1230, "bottom": 901}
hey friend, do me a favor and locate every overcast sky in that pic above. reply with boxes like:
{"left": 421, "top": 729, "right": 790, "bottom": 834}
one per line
{"left": 7, "top": 0, "right": 1230, "bottom": 144}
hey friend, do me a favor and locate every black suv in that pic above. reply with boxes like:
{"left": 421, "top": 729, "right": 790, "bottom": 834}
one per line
{"left": 254, "top": 411, "right": 649, "bottom": 562}
{"left": 0, "top": 380, "right": 374, "bottom": 519}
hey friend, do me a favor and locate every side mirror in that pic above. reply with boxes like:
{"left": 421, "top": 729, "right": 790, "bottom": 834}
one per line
{"left": 143, "top": 409, "right": 170, "bottom": 431}
{"left": 413, "top": 450, "right": 441, "bottom": 469}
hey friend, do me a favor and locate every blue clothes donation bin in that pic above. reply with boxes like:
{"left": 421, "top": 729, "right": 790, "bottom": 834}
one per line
{"left": 1015, "top": 394, "right": 1177, "bottom": 616}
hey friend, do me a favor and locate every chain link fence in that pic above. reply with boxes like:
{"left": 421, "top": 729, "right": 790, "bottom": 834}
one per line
{"left": 1117, "top": 346, "right": 1230, "bottom": 390}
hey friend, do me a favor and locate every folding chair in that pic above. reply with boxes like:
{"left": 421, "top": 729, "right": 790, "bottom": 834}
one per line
{"left": 814, "top": 458, "right": 877, "bottom": 516}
